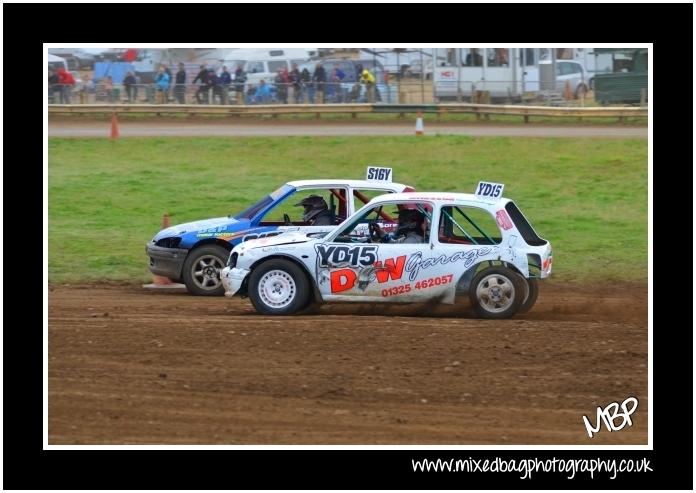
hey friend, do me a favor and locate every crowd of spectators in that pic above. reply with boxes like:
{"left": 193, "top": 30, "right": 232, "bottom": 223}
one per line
{"left": 49, "top": 62, "right": 380, "bottom": 104}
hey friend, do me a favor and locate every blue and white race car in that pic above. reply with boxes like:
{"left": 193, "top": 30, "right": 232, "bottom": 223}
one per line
{"left": 146, "top": 173, "right": 412, "bottom": 295}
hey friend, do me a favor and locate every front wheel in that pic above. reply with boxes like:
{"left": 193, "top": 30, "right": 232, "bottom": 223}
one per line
{"left": 469, "top": 267, "right": 526, "bottom": 319}
{"left": 182, "top": 244, "right": 229, "bottom": 296}
{"left": 248, "top": 259, "right": 310, "bottom": 315}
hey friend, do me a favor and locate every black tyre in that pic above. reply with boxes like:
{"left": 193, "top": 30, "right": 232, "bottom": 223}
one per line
{"left": 248, "top": 259, "right": 310, "bottom": 315}
{"left": 517, "top": 278, "right": 539, "bottom": 314}
{"left": 469, "top": 266, "right": 525, "bottom": 319}
{"left": 182, "top": 244, "right": 229, "bottom": 296}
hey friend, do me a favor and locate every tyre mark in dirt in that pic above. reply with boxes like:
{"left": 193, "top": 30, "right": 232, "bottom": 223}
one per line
{"left": 49, "top": 282, "right": 648, "bottom": 444}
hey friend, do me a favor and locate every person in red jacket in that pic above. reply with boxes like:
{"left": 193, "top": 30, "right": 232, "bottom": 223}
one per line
{"left": 56, "top": 67, "right": 76, "bottom": 103}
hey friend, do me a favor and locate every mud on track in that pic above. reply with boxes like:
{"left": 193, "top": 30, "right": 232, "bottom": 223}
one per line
{"left": 49, "top": 281, "right": 648, "bottom": 444}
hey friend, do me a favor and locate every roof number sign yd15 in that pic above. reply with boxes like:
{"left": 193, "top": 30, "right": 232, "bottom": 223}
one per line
{"left": 475, "top": 181, "right": 505, "bottom": 199}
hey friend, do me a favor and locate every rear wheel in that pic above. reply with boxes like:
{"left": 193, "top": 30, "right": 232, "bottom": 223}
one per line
{"left": 182, "top": 245, "right": 229, "bottom": 296}
{"left": 469, "top": 267, "right": 525, "bottom": 319}
{"left": 248, "top": 259, "right": 310, "bottom": 315}
{"left": 517, "top": 278, "right": 539, "bottom": 314}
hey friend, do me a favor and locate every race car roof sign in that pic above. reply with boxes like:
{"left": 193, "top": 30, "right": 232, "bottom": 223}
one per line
{"left": 366, "top": 166, "right": 393, "bottom": 183}
{"left": 475, "top": 181, "right": 505, "bottom": 199}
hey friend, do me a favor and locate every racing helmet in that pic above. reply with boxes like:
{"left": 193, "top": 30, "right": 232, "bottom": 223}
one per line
{"left": 295, "top": 195, "right": 328, "bottom": 222}
{"left": 395, "top": 208, "right": 425, "bottom": 235}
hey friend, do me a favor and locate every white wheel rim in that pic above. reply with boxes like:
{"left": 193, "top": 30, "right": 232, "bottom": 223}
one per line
{"left": 258, "top": 270, "right": 297, "bottom": 309}
{"left": 475, "top": 273, "right": 515, "bottom": 313}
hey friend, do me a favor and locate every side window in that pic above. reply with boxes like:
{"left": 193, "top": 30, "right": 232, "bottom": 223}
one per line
{"left": 462, "top": 48, "right": 483, "bottom": 67}
{"left": 246, "top": 61, "right": 264, "bottom": 74}
{"left": 519, "top": 48, "right": 535, "bottom": 66}
{"left": 438, "top": 206, "right": 501, "bottom": 245}
{"left": 486, "top": 48, "right": 509, "bottom": 67}
{"left": 334, "top": 202, "right": 430, "bottom": 244}
{"left": 352, "top": 189, "right": 394, "bottom": 214}
{"left": 267, "top": 60, "right": 287, "bottom": 73}
{"left": 259, "top": 188, "right": 347, "bottom": 224}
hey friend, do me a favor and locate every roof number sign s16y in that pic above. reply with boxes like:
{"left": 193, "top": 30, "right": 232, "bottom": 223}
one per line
{"left": 366, "top": 166, "right": 393, "bottom": 182}
{"left": 475, "top": 181, "right": 505, "bottom": 199}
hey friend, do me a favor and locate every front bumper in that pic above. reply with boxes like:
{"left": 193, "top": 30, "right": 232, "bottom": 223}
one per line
{"left": 145, "top": 243, "right": 189, "bottom": 280}
{"left": 221, "top": 267, "right": 250, "bottom": 297}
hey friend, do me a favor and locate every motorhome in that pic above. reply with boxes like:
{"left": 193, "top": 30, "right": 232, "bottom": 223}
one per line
{"left": 431, "top": 47, "right": 612, "bottom": 101}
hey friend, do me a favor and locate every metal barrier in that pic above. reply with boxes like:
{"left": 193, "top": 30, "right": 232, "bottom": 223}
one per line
{"left": 48, "top": 102, "right": 647, "bottom": 121}
{"left": 49, "top": 79, "right": 632, "bottom": 107}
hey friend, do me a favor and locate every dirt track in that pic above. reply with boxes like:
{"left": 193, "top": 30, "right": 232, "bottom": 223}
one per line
{"left": 47, "top": 120, "right": 648, "bottom": 138}
{"left": 49, "top": 282, "right": 648, "bottom": 445}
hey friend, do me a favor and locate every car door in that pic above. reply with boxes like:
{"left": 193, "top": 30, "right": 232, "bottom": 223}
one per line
{"left": 316, "top": 201, "right": 434, "bottom": 302}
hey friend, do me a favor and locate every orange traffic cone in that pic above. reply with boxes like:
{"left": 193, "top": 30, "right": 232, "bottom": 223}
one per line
{"left": 143, "top": 214, "right": 187, "bottom": 291}
{"left": 415, "top": 111, "right": 424, "bottom": 135}
{"left": 110, "top": 112, "right": 120, "bottom": 139}
{"left": 563, "top": 80, "right": 573, "bottom": 101}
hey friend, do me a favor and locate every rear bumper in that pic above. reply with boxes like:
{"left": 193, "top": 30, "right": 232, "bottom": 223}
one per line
{"left": 146, "top": 243, "right": 188, "bottom": 280}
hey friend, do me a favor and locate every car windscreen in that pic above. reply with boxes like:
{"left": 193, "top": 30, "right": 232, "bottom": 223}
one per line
{"left": 234, "top": 184, "right": 294, "bottom": 220}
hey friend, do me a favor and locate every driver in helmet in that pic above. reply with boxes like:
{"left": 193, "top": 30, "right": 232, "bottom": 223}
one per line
{"left": 371, "top": 208, "right": 426, "bottom": 244}
{"left": 295, "top": 194, "right": 333, "bottom": 226}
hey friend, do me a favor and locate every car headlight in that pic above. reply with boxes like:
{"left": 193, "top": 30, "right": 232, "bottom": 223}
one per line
{"left": 155, "top": 237, "right": 182, "bottom": 248}
{"left": 227, "top": 252, "right": 238, "bottom": 268}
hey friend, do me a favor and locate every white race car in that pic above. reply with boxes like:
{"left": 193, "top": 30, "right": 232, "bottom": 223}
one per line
{"left": 221, "top": 181, "right": 553, "bottom": 319}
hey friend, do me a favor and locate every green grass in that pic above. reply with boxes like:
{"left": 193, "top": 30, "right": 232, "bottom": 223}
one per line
{"left": 48, "top": 136, "right": 647, "bottom": 283}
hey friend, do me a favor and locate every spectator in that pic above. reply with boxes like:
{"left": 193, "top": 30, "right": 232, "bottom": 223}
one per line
{"left": 274, "top": 68, "right": 290, "bottom": 104}
{"left": 255, "top": 79, "right": 272, "bottom": 103}
{"left": 465, "top": 49, "right": 483, "bottom": 66}
{"left": 207, "top": 68, "right": 223, "bottom": 104}
{"left": 312, "top": 63, "right": 326, "bottom": 104}
{"left": 48, "top": 68, "right": 60, "bottom": 103}
{"left": 245, "top": 84, "right": 257, "bottom": 104}
{"left": 360, "top": 68, "right": 376, "bottom": 103}
{"left": 123, "top": 71, "right": 137, "bottom": 103}
{"left": 174, "top": 63, "right": 187, "bottom": 104}
{"left": 300, "top": 67, "right": 311, "bottom": 103}
{"left": 162, "top": 64, "right": 173, "bottom": 102}
{"left": 330, "top": 64, "right": 345, "bottom": 102}
{"left": 155, "top": 67, "right": 170, "bottom": 104}
{"left": 56, "top": 67, "right": 75, "bottom": 103}
{"left": 193, "top": 64, "right": 209, "bottom": 104}
{"left": 219, "top": 65, "right": 232, "bottom": 104}
{"left": 289, "top": 63, "right": 302, "bottom": 103}
{"left": 233, "top": 64, "right": 247, "bottom": 104}
{"left": 103, "top": 76, "right": 115, "bottom": 103}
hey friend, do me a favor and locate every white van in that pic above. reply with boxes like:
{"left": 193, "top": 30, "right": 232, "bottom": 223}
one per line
{"left": 48, "top": 53, "right": 69, "bottom": 72}
{"left": 222, "top": 48, "right": 316, "bottom": 84}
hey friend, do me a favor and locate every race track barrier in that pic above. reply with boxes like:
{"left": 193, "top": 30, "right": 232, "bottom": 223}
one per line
{"left": 48, "top": 103, "right": 647, "bottom": 122}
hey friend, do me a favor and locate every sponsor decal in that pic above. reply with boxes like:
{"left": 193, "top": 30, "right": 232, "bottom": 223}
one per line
{"left": 381, "top": 274, "right": 454, "bottom": 298}
{"left": 319, "top": 246, "right": 497, "bottom": 294}
{"left": 404, "top": 247, "right": 496, "bottom": 281}
{"left": 315, "top": 245, "right": 379, "bottom": 268}
{"left": 496, "top": 209, "right": 513, "bottom": 230}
